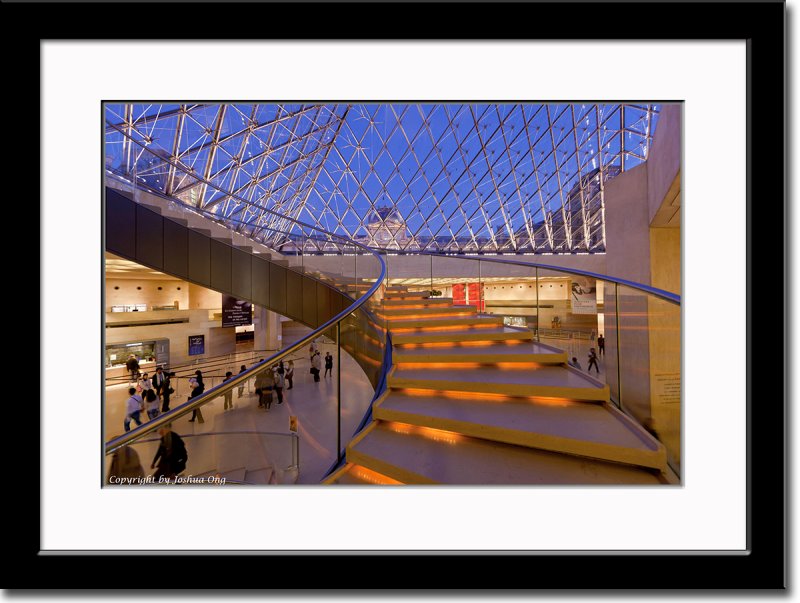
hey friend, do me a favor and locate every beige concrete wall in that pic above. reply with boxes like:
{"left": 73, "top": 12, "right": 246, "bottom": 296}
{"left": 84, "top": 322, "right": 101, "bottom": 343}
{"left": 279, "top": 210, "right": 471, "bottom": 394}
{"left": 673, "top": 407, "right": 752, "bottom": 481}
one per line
{"left": 188, "top": 282, "right": 222, "bottom": 310}
{"left": 305, "top": 252, "right": 608, "bottom": 282}
{"left": 604, "top": 162, "right": 652, "bottom": 285}
{"left": 105, "top": 309, "right": 235, "bottom": 365}
{"left": 650, "top": 228, "right": 681, "bottom": 295}
{"left": 647, "top": 104, "right": 682, "bottom": 225}
{"left": 106, "top": 278, "right": 189, "bottom": 311}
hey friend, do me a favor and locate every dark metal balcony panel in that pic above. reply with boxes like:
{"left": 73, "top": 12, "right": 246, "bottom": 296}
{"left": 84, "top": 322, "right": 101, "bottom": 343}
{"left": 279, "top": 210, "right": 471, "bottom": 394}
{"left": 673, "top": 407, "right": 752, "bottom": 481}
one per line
{"left": 105, "top": 188, "right": 136, "bottom": 258}
{"left": 135, "top": 204, "right": 164, "bottom": 271}
{"left": 231, "top": 248, "right": 252, "bottom": 300}
{"left": 285, "top": 269, "right": 304, "bottom": 322}
{"left": 209, "top": 239, "right": 232, "bottom": 294}
{"left": 269, "top": 262, "right": 288, "bottom": 316}
{"left": 251, "top": 255, "right": 270, "bottom": 309}
{"left": 317, "top": 282, "right": 332, "bottom": 325}
{"left": 302, "top": 276, "right": 318, "bottom": 327}
{"left": 187, "top": 230, "right": 211, "bottom": 286}
{"left": 163, "top": 218, "right": 188, "bottom": 279}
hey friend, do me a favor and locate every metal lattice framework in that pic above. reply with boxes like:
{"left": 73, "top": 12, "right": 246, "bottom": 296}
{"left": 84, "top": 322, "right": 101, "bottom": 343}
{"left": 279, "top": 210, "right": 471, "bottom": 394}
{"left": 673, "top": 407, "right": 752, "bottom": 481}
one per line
{"left": 105, "top": 103, "right": 660, "bottom": 254}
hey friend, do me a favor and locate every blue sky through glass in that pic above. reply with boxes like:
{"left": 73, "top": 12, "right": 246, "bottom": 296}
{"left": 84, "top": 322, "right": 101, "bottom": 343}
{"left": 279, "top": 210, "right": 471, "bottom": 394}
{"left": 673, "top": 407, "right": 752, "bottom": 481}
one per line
{"left": 105, "top": 103, "right": 660, "bottom": 253}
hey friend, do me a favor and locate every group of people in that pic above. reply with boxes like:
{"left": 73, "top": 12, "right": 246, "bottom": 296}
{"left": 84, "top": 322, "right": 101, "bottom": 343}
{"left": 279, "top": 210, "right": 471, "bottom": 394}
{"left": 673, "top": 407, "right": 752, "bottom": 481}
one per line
{"left": 123, "top": 366, "right": 176, "bottom": 432}
{"left": 567, "top": 334, "right": 605, "bottom": 375}
{"left": 253, "top": 359, "right": 294, "bottom": 411}
{"left": 308, "top": 342, "right": 333, "bottom": 382}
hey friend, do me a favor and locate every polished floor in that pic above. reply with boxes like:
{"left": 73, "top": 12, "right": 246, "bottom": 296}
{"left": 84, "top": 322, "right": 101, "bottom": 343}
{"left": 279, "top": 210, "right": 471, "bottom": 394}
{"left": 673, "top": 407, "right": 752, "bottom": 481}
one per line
{"left": 104, "top": 325, "right": 374, "bottom": 484}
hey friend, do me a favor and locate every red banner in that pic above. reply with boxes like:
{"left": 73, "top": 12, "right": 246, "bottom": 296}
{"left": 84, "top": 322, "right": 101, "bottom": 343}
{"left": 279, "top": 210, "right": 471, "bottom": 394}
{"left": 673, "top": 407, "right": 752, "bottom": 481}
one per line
{"left": 452, "top": 283, "right": 466, "bottom": 305}
{"left": 467, "top": 282, "right": 484, "bottom": 311}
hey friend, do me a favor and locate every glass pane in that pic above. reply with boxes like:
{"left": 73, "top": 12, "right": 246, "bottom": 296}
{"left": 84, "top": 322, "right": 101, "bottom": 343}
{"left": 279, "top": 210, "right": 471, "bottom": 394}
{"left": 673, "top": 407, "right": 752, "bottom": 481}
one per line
{"left": 479, "top": 260, "right": 538, "bottom": 332}
{"left": 617, "top": 284, "right": 681, "bottom": 476}
{"left": 106, "top": 432, "right": 298, "bottom": 486}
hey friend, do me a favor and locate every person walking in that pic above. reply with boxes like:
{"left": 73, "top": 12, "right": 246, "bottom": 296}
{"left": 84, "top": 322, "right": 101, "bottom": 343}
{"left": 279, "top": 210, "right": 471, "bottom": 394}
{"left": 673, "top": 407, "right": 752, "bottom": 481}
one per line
{"left": 597, "top": 334, "right": 605, "bottom": 357}
{"left": 311, "top": 350, "right": 322, "bottom": 382}
{"left": 587, "top": 348, "right": 600, "bottom": 374}
{"left": 273, "top": 362, "right": 285, "bottom": 405}
{"left": 152, "top": 366, "right": 166, "bottom": 397}
{"left": 138, "top": 373, "right": 154, "bottom": 401}
{"left": 126, "top": 355, "right": 140, "bottom": 382}
{"left": 254, "top": 369, "right": 274, "bottom": 410}
{"left": 151, "top": 424, "right": 188, "bottom": 481}
{"left": 124, "top": 387, "right": 144, "bottom": 432}
{"left": 324, "top": 352, "right": 333, "bottom": 378}
{"left": 187, "top": 372, "right": 205, "bottom": 423}
{"left": 568, "top": 356, "right": 582, "bottom": 370}
{"left": 285, "top": 360, "right": 294, "bottom": 390}
{"left": 223, "top": 371, "right": 234, "bottom": 410}
{"left": 237, "top": 364, "right": 247, "bottom": 398}
{"left": 161, "top": 372, "right": 174, "bottom": 413}
{"left": 144, "top": 388, "right": 160, "bottom": 420}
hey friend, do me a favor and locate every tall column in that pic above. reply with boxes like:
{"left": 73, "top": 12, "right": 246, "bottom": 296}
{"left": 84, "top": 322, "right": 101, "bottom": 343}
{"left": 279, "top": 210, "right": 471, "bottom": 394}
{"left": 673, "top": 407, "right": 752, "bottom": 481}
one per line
{"left": 253, "top": 305, "right": 279, "bottom": 351}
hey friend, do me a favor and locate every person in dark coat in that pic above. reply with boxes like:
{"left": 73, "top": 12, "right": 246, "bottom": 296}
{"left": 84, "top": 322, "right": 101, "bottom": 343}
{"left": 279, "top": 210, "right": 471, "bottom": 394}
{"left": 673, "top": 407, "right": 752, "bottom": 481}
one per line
{"left": 237, "top": 364, "right": 247, "bottom": 398}
{"left": 152, "top": 366, "right": 166, "bottom": 396}
{"left": 151, "top": 424, "right": 188, "bottom": 480}
{"left": 597, "top": 334, "right": 605, "bottom": 357}
{"left": 126, "top": 355, "right": 140, "bottom": 381}
{"left": 188, "top": 371, "right": 205, "bottom": 423}
{"left": 587, "top": 348, "right": 600, "bottom": 374}
{"left": 161, "top": 372, "right": 174, "bottom": 413}
{"left": 223, "top": 371, "right": 234, "bottom": 410}
{"left": 324, "top": 352, "right": 333, "bottom": 378}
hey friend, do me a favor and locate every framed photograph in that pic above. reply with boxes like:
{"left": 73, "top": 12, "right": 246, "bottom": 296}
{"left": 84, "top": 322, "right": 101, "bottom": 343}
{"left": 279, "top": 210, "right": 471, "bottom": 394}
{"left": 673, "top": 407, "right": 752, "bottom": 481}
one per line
{"left": 30, "top": 0, "right": 785, "bottom": 592}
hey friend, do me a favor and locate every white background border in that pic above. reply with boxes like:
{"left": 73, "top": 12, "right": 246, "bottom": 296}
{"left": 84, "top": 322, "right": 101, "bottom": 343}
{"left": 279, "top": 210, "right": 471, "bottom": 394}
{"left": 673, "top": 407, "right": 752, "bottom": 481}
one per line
{"left": 42, "top": 41, "right": 747, "bottom": 552}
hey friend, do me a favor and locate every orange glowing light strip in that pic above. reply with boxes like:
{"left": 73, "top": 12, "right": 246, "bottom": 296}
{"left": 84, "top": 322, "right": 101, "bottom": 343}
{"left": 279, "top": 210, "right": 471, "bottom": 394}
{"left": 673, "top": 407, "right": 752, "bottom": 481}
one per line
{"left": 395, "top": 362, "right": 544, "bottom": 370}
{"left": 390, "top": 324, "right": 497, "bottom": 333}
{"left": 384, "top": 421, "right": 464, "bottom": 445}
{"left": 397, "top": 388, "right": 577, "bottom": 407}
{"left": 349, "top": 466, "right": 403, "bottom": 485}
{"left": 382, "top": 313, "right": 475, "bottom": 320}
{"left": 396, "top": 339, "right": 526, "bottom": 349}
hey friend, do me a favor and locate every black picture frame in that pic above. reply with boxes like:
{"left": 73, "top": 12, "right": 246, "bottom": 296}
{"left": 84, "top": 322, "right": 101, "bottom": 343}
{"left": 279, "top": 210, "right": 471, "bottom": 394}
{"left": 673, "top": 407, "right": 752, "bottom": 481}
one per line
{"left": 25, "top": 0, "right": 785, "bottom": 591}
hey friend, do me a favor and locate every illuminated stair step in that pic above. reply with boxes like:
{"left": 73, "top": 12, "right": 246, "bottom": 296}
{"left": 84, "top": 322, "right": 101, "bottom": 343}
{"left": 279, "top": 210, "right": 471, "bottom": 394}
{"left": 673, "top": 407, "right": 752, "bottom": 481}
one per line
{"left": 392, "top": 326, "right": 533, "bottom": 344}
{"left": 323, "top": 463, "right": 404, "bottom": 485}
{"left": 388, "top": 364, "right": 608, "bottom": 401}
{"left": 346, "top": 422, "right": 664, "bottom": 485}
{"left": 380, "top": 305, "right": 478, "bottom": 317}
{"left": 393, "top": 340, "right": 567, "bottom": 364}
{"left": 388, "top": 315, "right": 504, "bottom": 330}
{"left": 373, "top": 391, "right": 665, "bottom": 470}
{"left": 381, "top": 298, "right": 454, "bottom": 307}
{"left": 383, "top": 291, "right": 431, "bottom": 300}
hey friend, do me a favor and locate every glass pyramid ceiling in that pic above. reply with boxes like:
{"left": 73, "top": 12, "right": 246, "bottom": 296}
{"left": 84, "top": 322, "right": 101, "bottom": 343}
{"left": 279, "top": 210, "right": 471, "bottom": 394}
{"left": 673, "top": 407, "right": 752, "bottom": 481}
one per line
{"left": 105, "top": 103, "right": 660, "bottom": 254}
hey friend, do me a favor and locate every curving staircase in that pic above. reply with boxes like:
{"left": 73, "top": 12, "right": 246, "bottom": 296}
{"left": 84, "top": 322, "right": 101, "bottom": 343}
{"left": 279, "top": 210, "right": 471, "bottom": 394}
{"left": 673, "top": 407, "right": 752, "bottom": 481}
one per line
{"left": 326, "top": 285, "right": 671, "bottom": 485}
